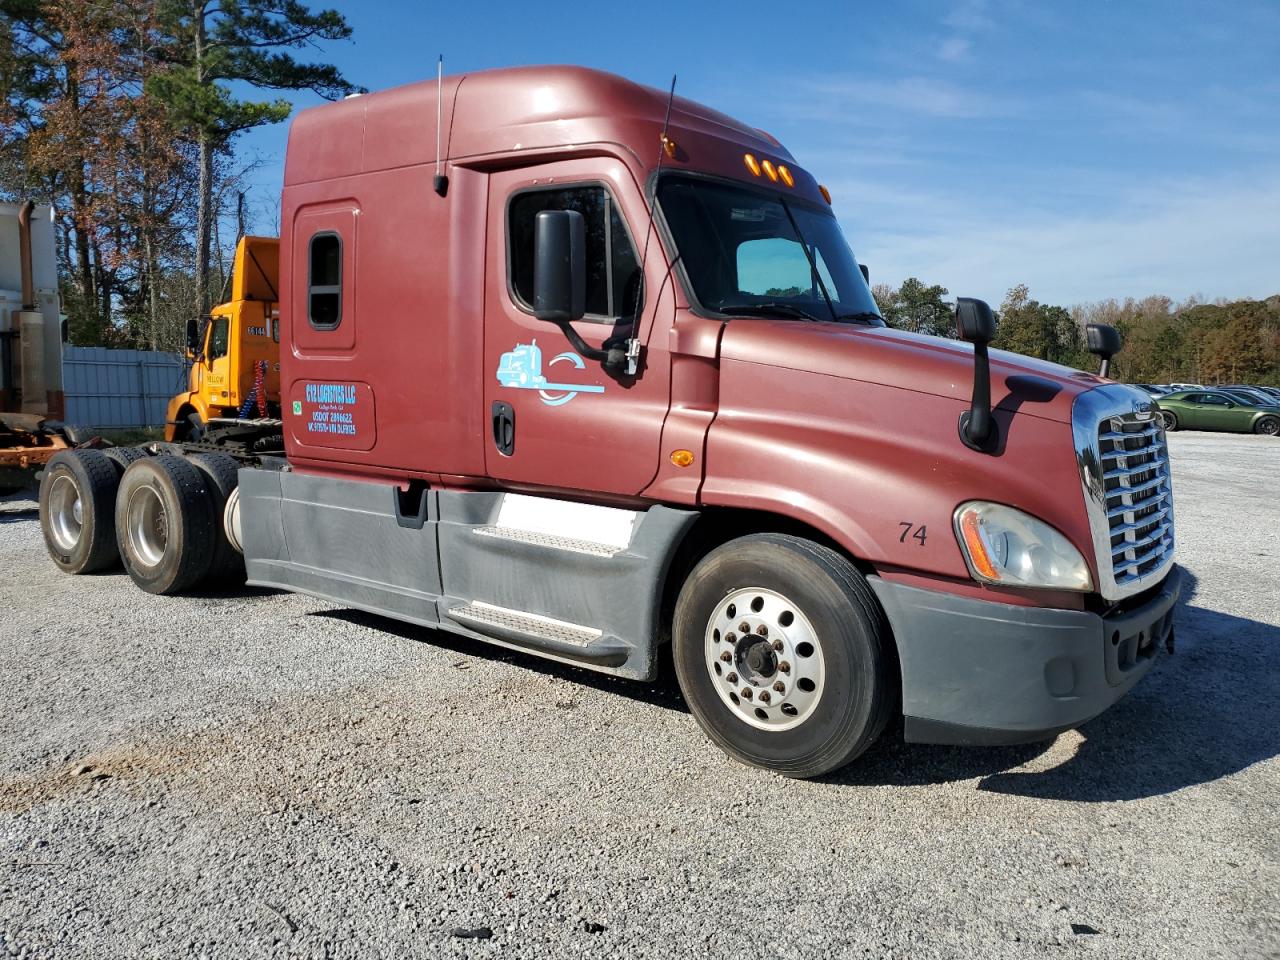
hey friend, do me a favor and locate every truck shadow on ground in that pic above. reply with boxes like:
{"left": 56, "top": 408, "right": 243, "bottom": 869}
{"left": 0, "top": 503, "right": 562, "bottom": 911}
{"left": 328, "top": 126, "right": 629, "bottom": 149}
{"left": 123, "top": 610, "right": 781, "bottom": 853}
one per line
{"left": 314, "top": 609, "right": 692, "bottom": 715}
{"left": 831, "top": 568, "right": 1280, "bottom": 801}
{"left": 317, "top": 566, "right": 1279, "bottom": 803}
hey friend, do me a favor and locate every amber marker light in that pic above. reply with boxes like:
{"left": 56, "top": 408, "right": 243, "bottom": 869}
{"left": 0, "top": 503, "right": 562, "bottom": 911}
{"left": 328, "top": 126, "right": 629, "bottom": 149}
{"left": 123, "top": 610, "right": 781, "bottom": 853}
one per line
{"left": 662, "top": 134, "right": 677, "bottom": 158}
{"left": 777, "top": 164, "right": 795, "bottom": 187}
{"left": 818, "top": 184, "right": 832, "bottom": 204}
{"left": 670, "top": 449, "right": 695, "bottom": 468}
{"left": 743, "top": 153, "right": 761, "bottom": 176}
{"left": 761, "top": 159, "right": 779, "bottom": 182}
{"left": 958, "top": 509, "right": 999, "bottom": 581}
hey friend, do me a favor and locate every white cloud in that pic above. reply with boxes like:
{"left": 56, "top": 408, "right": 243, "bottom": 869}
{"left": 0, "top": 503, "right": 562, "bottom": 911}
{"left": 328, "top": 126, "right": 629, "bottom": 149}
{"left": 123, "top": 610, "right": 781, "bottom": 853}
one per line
{"left": 839, "top": 174, "right": 1280, "bottom": 306}
{"left": 796, "top": 75, "right": 1015, "bottom": 120}
{"left": 938, "top": 36, "right": 972, "bottom": 62}
{"left": 944, "top": 0, "right": 994, "bottom": 33}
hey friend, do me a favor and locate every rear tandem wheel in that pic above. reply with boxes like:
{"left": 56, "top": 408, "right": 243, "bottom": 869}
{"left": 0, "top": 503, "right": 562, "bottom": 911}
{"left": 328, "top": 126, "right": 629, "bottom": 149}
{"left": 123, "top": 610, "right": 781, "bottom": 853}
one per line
{"left": 115, "top": 455, "right": 218, "bottom": 595}
{"left": 38, "top": 449, "right": 122, "bottom": 574}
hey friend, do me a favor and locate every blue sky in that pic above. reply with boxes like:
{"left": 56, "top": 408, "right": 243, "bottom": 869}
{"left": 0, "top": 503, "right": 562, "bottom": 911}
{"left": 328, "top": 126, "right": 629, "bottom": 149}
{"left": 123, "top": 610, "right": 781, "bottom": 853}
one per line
{"left": 235, "top": 0, "right": 1280, "bottom": 307}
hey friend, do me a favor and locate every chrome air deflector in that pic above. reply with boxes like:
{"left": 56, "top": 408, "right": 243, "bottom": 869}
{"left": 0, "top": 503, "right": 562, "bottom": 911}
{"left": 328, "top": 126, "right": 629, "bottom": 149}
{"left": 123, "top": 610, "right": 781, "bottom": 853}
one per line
{"left": 1072, "top": 384, "right": 1176, "bottom": 603}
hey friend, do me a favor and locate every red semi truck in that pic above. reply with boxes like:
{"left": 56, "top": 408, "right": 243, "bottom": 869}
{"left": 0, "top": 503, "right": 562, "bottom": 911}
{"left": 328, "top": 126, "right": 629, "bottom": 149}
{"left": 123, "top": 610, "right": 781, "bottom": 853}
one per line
{"left": 37, "top": 66, "right": 1179, "bottom": 777}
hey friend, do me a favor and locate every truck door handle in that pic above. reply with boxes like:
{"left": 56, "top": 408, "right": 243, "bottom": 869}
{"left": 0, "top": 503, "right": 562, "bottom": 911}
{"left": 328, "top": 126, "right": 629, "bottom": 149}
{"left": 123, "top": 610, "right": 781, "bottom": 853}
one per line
{"left": 492, "top": 401, "right": 515, "bottom": 456}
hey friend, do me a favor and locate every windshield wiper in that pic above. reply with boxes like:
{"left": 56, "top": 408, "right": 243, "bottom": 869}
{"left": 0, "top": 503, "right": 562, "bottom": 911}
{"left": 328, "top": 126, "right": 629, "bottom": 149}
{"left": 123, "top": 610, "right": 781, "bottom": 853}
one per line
{"left": 717, "top": 303, "right": 826, "bottom": 322}
{"left": 832, "top": 311, "right": 885, "bottom": 325}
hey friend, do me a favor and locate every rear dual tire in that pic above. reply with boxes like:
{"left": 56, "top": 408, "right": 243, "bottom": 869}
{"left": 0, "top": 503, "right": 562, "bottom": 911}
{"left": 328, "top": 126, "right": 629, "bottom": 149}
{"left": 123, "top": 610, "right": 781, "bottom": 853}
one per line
{"left": 115, "top": 455, "right": 219, "bottom": 595}
{"left": 186, "top": 453, "right": 244, "bottom": 582}
{"left": 38, "top": 449, "right": 121, "bottom": 574}
{"left": 673, "top": 533, "right": 893, "bottom": 779}
{"left": 103, "top": 445, "right": 149, "bottom": 475}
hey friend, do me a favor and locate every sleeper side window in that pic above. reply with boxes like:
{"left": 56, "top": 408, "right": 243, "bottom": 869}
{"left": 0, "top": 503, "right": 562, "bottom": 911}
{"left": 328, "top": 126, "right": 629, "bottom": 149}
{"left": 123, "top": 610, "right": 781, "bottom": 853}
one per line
{"left": 508, "top": 186, "right": 641, "bottom": 323}
{"left": 308, "top": 232, "right": 342, "bottom": 329}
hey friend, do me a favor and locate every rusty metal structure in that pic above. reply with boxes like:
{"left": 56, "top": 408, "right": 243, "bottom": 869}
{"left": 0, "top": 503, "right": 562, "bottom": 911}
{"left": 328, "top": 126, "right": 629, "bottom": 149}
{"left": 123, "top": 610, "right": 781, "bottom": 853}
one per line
{"left": 0, "top": 200, "right": 70, "bottom": 490}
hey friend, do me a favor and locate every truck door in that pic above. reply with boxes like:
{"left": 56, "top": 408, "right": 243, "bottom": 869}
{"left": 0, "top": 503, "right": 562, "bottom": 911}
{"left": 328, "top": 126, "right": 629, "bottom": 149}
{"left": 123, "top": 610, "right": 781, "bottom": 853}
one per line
{"left": 483, "top": 161, "right": 673, "bottom": 496}
{"left": 204, "top": 313, "right": 233, "bottom": 412}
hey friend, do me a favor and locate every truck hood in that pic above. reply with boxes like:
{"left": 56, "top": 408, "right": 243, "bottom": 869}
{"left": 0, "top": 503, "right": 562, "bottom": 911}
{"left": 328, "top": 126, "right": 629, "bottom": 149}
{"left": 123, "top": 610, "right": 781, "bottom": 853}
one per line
{"left": 718, "top": 319, "right": 1107, "bottom": 424}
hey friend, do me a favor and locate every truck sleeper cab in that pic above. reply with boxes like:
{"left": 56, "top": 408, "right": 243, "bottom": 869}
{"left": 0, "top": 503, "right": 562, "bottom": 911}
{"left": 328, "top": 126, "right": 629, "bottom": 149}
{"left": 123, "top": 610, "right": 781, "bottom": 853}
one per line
{"left": 38, "top": 66, "right": 1179, "bottom": 779}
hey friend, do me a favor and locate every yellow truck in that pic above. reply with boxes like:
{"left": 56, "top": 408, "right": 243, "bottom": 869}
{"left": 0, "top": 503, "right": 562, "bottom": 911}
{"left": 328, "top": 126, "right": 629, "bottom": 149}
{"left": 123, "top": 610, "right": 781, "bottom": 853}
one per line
{"left": 167, "top": 236, "right": 281, "bottom": 441}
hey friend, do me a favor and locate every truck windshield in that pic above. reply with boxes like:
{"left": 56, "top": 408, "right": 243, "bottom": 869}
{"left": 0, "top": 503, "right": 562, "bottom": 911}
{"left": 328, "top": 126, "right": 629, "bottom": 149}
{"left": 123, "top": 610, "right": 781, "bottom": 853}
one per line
{"left": 656, "top": 174, "right": 883, "bottom": 325}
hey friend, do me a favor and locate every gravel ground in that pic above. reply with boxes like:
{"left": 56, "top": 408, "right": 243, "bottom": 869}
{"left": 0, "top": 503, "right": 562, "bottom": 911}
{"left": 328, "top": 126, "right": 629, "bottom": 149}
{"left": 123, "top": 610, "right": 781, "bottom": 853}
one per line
{"left": 0, "top": 432, "right": 1277, "bottom": 959}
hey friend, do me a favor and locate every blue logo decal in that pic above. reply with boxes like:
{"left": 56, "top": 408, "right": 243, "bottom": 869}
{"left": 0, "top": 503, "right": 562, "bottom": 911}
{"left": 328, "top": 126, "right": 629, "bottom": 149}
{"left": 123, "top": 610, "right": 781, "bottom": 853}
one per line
{"left": 495, "top": 340, "right": 605, "bottom": 406}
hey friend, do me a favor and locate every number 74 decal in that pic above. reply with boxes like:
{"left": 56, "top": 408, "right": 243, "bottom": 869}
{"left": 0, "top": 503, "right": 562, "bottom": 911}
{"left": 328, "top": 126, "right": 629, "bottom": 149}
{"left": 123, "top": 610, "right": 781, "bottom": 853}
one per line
{"left": 898, "top": 522, "right": 927, "bottom": 546}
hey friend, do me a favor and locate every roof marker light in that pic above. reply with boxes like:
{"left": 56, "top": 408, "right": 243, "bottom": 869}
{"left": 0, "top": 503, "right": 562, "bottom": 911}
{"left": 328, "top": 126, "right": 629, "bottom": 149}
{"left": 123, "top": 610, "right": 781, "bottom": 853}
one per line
{"left": 777, "top": 164, "right": 794, "bottom": 188}
{"left": 743, "top": 153, "right": 761, "bottom": 176}
{"left": 662, "top": 134, "right": 677, "bottom": 159}
{"left": 761, "top": 159, "right": 778, "bottom": 182}
{"left": 818, "top": 184, "right": 832, "bottom": 205}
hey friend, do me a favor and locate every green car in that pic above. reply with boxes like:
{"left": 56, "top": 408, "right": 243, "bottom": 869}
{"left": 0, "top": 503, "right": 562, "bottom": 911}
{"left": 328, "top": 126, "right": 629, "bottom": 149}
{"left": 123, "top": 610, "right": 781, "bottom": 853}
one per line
{"left": 1156, "top": 390, "right": 1280, "bottom": 436}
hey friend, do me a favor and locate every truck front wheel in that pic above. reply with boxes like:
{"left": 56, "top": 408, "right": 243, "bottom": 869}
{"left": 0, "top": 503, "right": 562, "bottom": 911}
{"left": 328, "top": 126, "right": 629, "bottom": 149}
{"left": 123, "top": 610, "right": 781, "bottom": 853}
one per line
{"left": 673, "top": 533, "right": 893, "bottom": 778}
{"left": 115, "top": 455, "right": 217, "bottom": 595}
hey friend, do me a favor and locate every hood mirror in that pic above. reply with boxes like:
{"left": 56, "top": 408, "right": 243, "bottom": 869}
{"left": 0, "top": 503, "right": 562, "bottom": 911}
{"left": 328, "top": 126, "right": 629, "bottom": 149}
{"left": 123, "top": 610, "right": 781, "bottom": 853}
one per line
{"left": 955, "top": 297, "right": 998, "bottom": 452}
{"left": 1085, "top": 323, "right": 1122, "bottom": 379}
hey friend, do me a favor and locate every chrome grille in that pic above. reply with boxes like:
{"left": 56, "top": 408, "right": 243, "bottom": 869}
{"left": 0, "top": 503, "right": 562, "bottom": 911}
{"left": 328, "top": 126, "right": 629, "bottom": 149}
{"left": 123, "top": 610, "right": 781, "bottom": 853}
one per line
{"left": 1073, "top": 385, "right": 1176, "bottom": 602}
{"left": 1097, "top": 415, "right": 1174, "bottom": 588}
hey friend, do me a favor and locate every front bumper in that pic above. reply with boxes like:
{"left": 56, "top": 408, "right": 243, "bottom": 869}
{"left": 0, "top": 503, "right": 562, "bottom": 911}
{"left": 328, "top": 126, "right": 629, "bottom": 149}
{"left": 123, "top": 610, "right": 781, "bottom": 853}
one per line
{"left": 868, "top": 566, "right": 1181, "bottom": 745}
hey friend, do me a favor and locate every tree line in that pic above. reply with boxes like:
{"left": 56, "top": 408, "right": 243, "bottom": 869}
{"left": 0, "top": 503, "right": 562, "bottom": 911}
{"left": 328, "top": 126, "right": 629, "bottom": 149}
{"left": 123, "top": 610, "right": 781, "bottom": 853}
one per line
{"left": 0, "top": 0, "right": 356, "bottom": 352}
{"left": 873, "top": 278, "right": 1280, "bottom": 386}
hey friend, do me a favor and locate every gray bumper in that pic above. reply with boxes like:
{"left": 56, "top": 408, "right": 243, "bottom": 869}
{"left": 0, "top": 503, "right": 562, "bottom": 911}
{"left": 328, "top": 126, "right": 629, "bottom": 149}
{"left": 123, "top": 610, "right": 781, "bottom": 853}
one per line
{"left": 868, "top": 567, "right": 1181, "bottom": 746}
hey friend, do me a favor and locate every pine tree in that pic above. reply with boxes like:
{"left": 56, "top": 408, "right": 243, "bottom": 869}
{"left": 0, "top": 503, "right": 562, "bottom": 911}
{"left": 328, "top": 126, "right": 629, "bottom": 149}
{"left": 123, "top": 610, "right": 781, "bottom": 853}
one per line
{"left": 877, "top": 277, "right": 953, "bottom": 337}
{"left": 147, "top": 0, "right": 358, "bottom": 312}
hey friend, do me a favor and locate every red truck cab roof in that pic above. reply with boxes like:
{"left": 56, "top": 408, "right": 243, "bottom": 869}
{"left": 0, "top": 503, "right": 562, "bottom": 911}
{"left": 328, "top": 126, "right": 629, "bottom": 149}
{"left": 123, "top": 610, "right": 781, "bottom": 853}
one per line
{"left": 285, "top": 65, "right": 825, "bottom": 205}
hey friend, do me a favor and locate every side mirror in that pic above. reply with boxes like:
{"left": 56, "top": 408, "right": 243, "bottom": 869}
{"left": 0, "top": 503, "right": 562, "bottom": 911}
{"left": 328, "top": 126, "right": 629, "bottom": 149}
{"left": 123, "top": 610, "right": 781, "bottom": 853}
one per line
{"left": 858, "top": 263, "right": 869, "bottom": 283}
{"left": 185, "top": 315, "right": 200, "bottom": 355}
{"left": 955, "top": 297, "right": 996, "bottom": 344}
{"left": 533, "top": 209, "right": 585, "bottom": 323}
{"left": 954, "top": 298, "right": 998, "bottom": 451}
{"left": 1085, "top": 322, "right": 1122, "bottom": 379}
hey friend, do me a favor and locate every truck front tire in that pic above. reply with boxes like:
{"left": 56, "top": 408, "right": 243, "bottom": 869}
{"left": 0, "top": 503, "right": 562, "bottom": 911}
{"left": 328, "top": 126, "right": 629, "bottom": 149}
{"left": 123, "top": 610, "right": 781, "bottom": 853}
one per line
{"left": 38, "top": 449, "right": 121, "bottom": 574}
{"left": 115, "top": 455, "right": 217, "bottom": 595}
{"left": 673, "top": 533, "right": 893, "bottom": 779}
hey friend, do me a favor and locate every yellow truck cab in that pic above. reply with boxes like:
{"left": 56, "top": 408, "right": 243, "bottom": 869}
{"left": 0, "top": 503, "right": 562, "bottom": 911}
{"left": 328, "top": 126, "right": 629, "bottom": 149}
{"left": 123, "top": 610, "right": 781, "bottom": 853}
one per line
{"left": 166, "top": 236, "right": 281, "bottom": 441}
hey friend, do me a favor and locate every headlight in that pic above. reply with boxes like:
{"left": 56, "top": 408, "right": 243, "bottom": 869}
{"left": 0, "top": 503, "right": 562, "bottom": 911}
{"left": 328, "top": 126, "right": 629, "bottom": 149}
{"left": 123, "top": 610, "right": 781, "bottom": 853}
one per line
{"left": 953, "top": 501, "right": 1092, "bottom": 591}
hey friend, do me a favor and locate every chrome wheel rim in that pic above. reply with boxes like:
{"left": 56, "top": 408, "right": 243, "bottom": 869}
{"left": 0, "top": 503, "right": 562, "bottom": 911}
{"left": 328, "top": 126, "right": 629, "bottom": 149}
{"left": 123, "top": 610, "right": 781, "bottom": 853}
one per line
{"left": 48, "top": 474, "right": 83, "bottom": 552}
{"left": 126, "top": 484, "right": 168, "bottom": 569}
{"left": 704, "top": 587, "right": 826, "bottom": 732}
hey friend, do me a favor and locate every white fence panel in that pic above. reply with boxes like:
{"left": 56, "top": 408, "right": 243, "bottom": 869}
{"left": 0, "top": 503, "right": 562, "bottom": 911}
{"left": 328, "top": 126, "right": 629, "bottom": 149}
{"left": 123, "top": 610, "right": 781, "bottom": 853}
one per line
{"left": 62, "top": 346, "right": 186, "bottom": 429}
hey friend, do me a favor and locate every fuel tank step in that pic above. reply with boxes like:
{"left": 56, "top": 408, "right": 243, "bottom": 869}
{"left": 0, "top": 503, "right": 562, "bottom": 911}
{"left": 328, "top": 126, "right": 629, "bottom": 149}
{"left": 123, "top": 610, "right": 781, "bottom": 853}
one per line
{"left": 445, "top": 601, "right": 628, "bottom": 667}
{"left": 473, "top": 525, "right": 622, "bottom": 557}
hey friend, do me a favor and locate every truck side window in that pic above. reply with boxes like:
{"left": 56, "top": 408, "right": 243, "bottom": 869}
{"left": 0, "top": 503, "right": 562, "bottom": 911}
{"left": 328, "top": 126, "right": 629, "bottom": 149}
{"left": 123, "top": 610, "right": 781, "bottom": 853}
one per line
{"left": 209, "top": 316, "right": 230, "bottom": 361}
{"left": 308, "top": 232, "right": 342, "bottom": 328}
{"left": 509, "top": 186, "right": 641, "bottom": 323}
